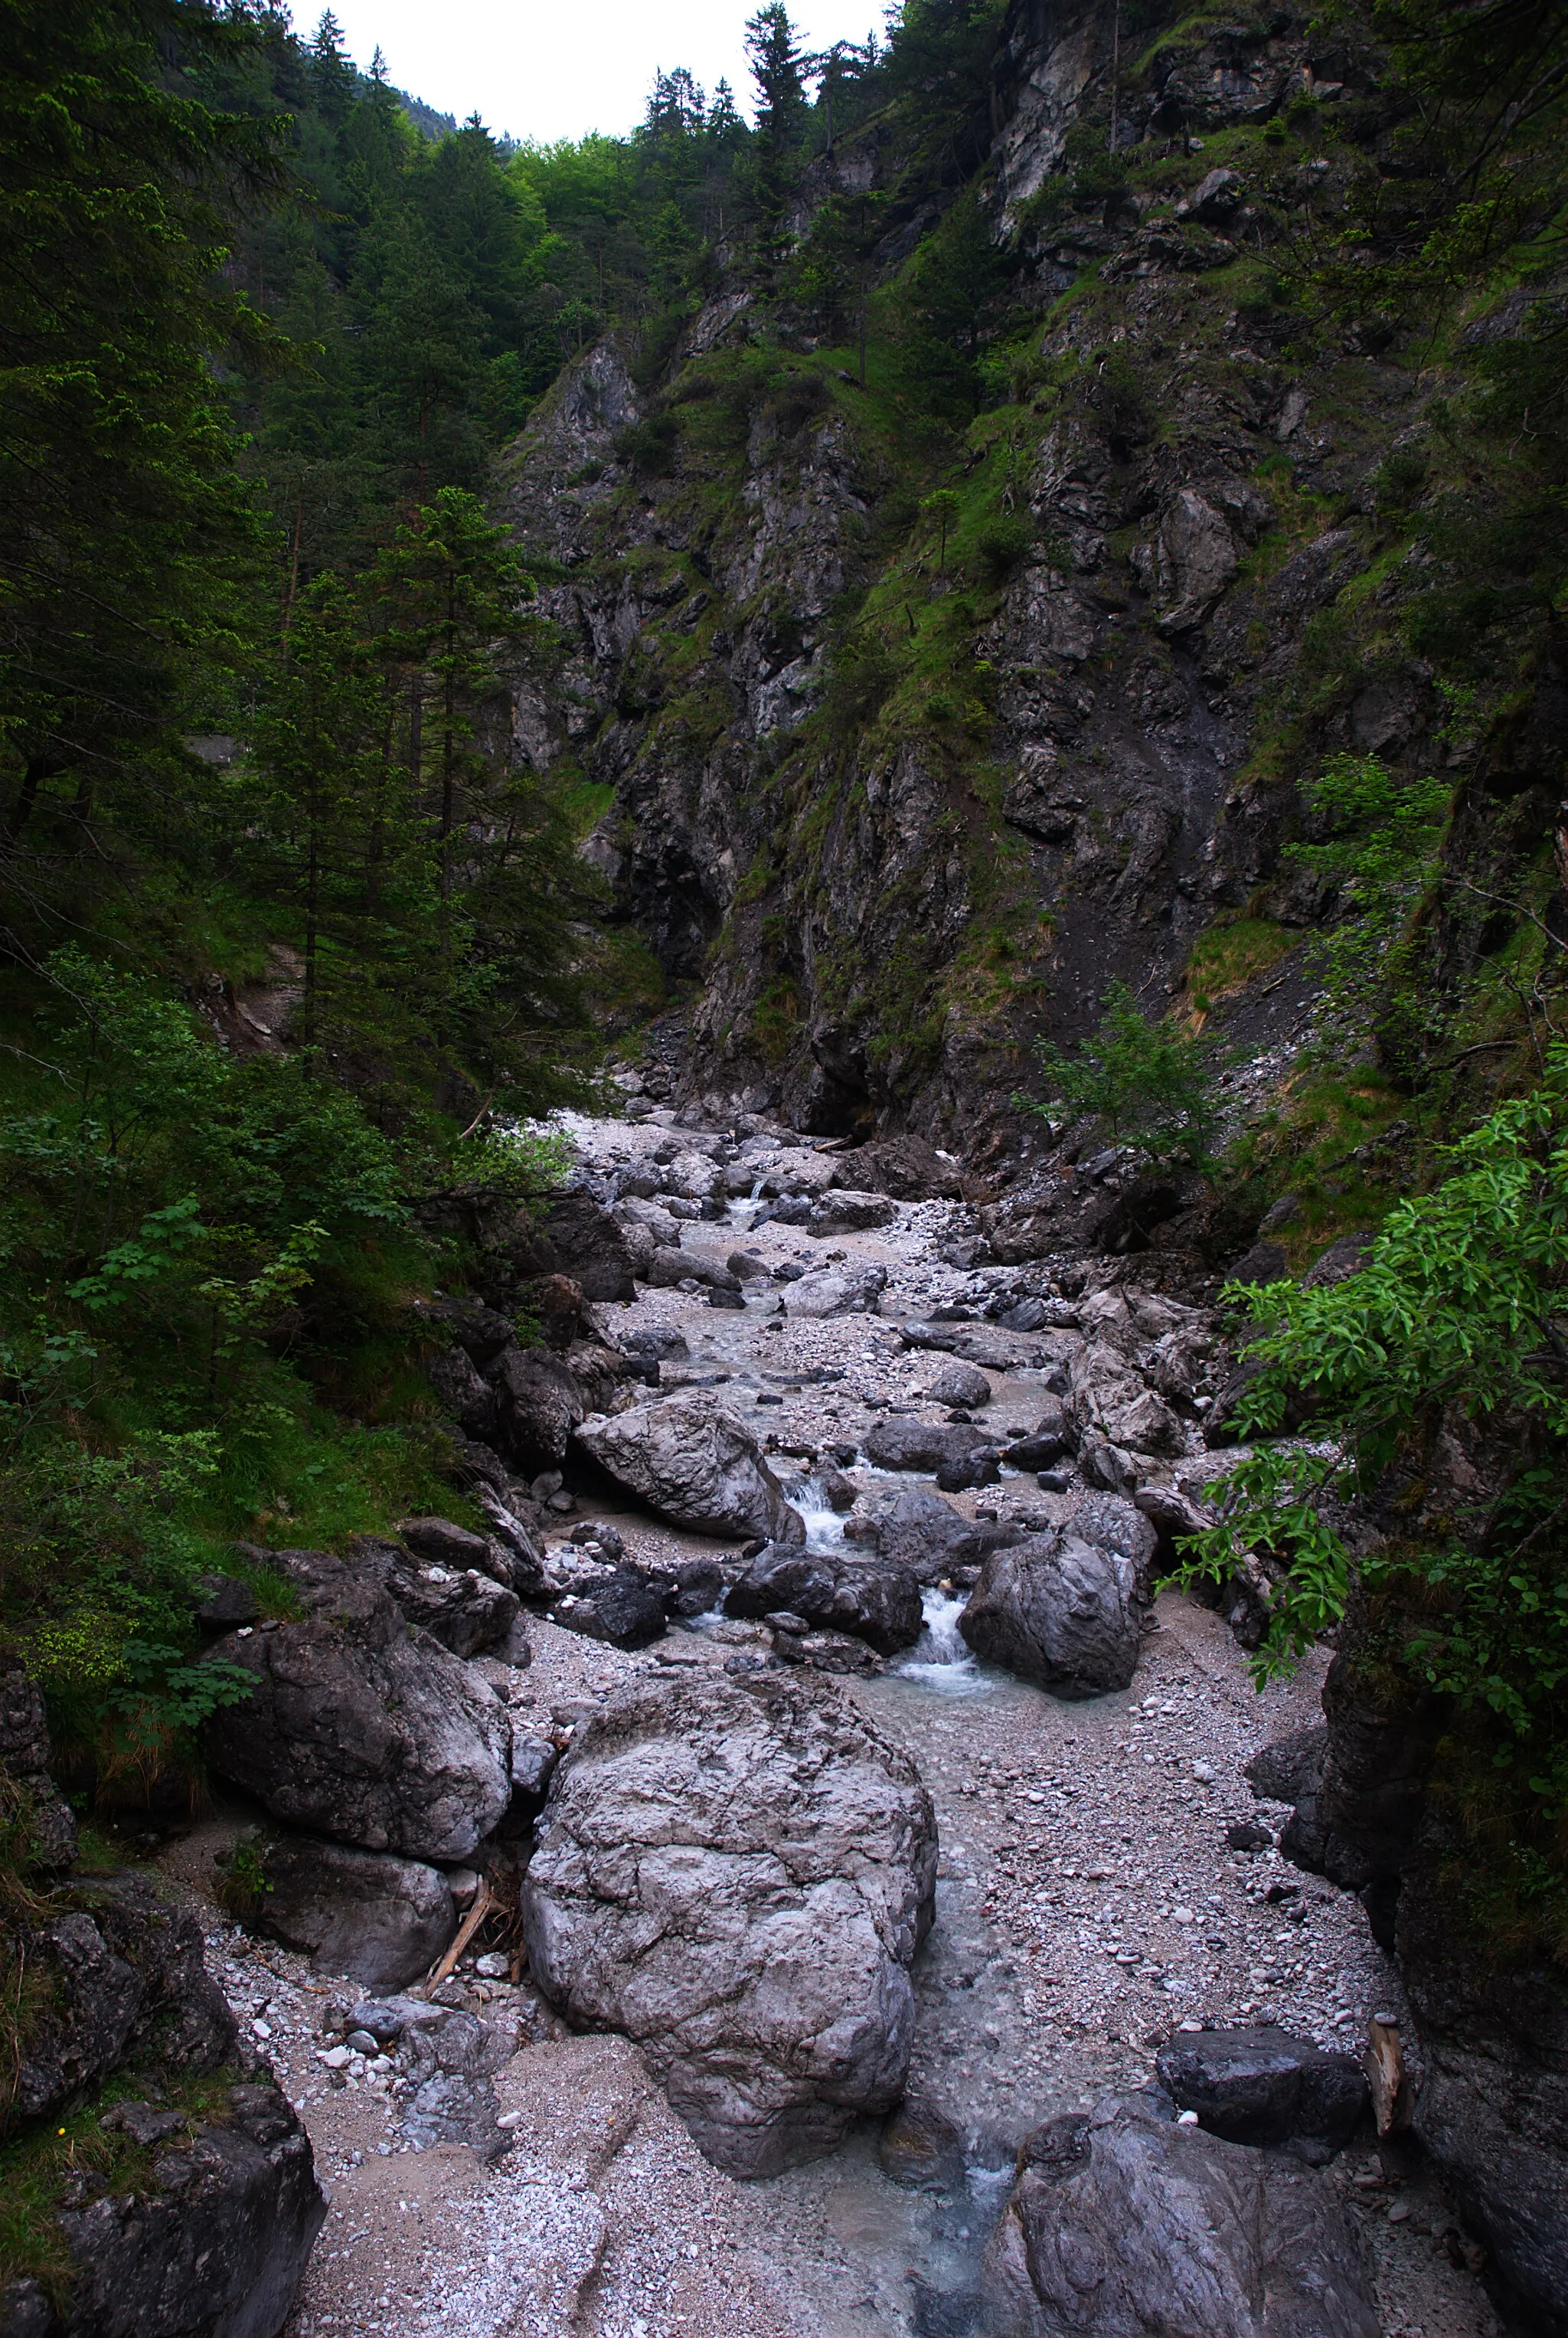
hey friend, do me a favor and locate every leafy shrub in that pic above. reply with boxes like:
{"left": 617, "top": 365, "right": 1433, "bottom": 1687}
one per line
{"left": 973, "top": 514, "right": 1033, "bottom": 582}
{"left": 1182, "top": 1060, "right": 1568, "bottom": 1826}
{"left": 1022, "top": 982, "right": 1233, "bottom": 1172}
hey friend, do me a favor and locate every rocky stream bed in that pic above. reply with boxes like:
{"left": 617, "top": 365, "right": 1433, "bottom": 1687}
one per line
{"left": 100, "top": 1107, "right": 1516, "bottom": 2338}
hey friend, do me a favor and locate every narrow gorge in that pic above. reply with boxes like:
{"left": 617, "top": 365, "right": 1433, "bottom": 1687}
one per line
{"left": 2, "top": 2, "right": 1564, "bottom": 2335}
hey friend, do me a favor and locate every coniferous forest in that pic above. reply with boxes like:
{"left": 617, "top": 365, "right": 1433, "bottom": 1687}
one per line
{"left": 2, "top": 2, "right": 1567, "bottom": 2331}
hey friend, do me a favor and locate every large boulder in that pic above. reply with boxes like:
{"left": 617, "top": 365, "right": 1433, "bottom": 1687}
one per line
{"left": 200, "top": 1550, "right": 512, "bottom": 1862}
{"left": 981, "top": 2092, "right": 1380, "bottom": 2337}
{"left": 958, "top": 1496, "right": 1157, "bottom": 1696}
{"left": 491, "top": 1343, "right": 585, "bottom": 1473}
{"left": 519, "top": 1672, "right": 937, "bottom": 2179}
{"left": 807, "top": 1190, "right": 897, "bottom": 1235}
{"left": 782, "top": 1262, "right": 887, "bottom": 1319}
{"left": 252, "top": 1835, "right": 456, "bottom": 1991}
{"left": 573, "top": 1395, "right": 805, "bottom": 1542}
{"left": 1155, "top": 2028, "right": 1367, "bottom": 2157}
{"left": 531, "top": 1190, "right": 637, "bottom": 1302}
{"left": 47, "top": 2079, "right": 325, "bottom": 2338}
{"left": 923, "top": 1359, "right": 991, "bottom": 1410}
{"left": 6, "top": 1876, "right": 236, "bottom": 2135}
{"left": 724, "top": 1545, "right": 923, "bottom": 1654}
{"left": 863, "top": 1418, "right": 991, "bottom": 1473}
{"left": 551, "top": 1569, "right": 668, "bottom": 1650}
{"left": 831, "top": 1135, "right": 962, "bottom": 1202}
{"left": 874, "top": 1489, "right": 1023, "bottom": 1585}
{"left": 357, "top": 1538, "right": 520, "bottom": 1659}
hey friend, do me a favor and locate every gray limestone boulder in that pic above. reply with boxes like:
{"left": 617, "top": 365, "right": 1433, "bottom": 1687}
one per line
{"left": 724, "top": 1544, "right": 923, "bottom": 1653}
{"left": 830, "top": 1136, "right": 962, "bottom": 1202}
{"left": 253, "top": 1835, "right": 456, "bottom": 1991}
{"left": 520, "top": 1671, "right": 937, "bottom": 2178}
{"left": 200, "top": 1551, "right": 511, "bottom": 1862}
{"left": 782, "top": 1261, "right": 888, "bottom": 1318}
{"left": 806, "top": 1189, "right": 897, "bottom": 1235}
{"left": 981, "top": 2093, "right": 1380, "bottom": 2337}
{"left": 573, "top": 1394, "right": 805, "bottom": 1542}
{"left": 924, "top": 1359, "right": 991, "bottom": 1410}
{"left": 958, "top": 1496, "right": 1157, "bottom": 1696}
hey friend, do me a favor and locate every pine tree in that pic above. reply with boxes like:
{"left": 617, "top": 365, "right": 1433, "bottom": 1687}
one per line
{"left": 743, "top": 4, "right": 808, "bottom": 260}
{"left": 0, "top": 0, "right": 286, "bottom": 879}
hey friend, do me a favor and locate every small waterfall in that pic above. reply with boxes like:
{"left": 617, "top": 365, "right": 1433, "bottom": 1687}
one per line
{"left": 792, "top": 1476, "right": 851, "bottom": 1555}
{"left": 894, "top": 1584, "right": 983, "bottom": 1695}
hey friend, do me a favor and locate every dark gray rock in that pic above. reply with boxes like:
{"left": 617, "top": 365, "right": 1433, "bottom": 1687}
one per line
{"left": 8, "top": 1876, "right": 235, "bottom": 2133}
{"left": 574, "top": 1393, "right": 805, "bottom": 1542}
{"left": 192, "top": 1574, "right": 260, "bottom": 1630}
{"left": 1155, "top": 2028, "right": 1367, "bottom": 2157}
{"left": 1246, "top": 1728, "right": 1328, "bottom": 1810}
{"left": 509, "top": 1732, "right": 560, "bottom": 1810}
{"left": 367, "top": 1541, "right": 520, "bottom": 1659}
{"left": 959, "top": 1498, "right": 1157, "bottom": 1697}
{"left": 725, "top": 1545, "right": 923, "bottom": 1654}
{"left": 772, "top": 1627, "right": 882, "bottom": 1675}
{"left": 982, "top": 2093, "right": 1380, "bottom": 2337}
{"left": 53, "top": 2079, "right": 325, "bottom": 2338}
{"left": 863, "top": 1418, "right": 990, "bottom": 1473}
{"left": 398, "top": 2008, "right": 514, "bottom": 2162}
{"left": 253, "top": 1835, "right": 456, "bottom": 1991}
{"left": 1398, "top": 1860, "right": 1568, "bottom": 2338}
{"left": 551, "top": 1569, "right": 668, "bottom": 1650}
{"left": 491, "top": 1343, "right": 585, "bottom": 1474}
{"left": 532, "top": 1191, "right": 638, "bottom": 1302}
{"left": 1227, "top": 1240, "right": 1289, "bottom": 1287}
{"left": 924, "top": 1359, "right": 991, "bottom": 1410}
{"left": 874, "top": 1489, "right": 1023, "bottom": 1586}
{"left": 1004, "top": 1405, "right": 1073, "bottom": 1470}
{"left": 936, "top": 1449, "right": 1001, "bottom": 1493}
{"left": 830, "top": 1136, "right": 962, "bottom": 1201}
{"left": 397, "top": 1516, "right": 495, "bottom": 1572}
{"left": 646, "top": 1555, "right": 726, "bottom": 1617}
{"left": 1302, "top": 1231, "right": 1376, "bottom": 1290}
{"left": 425, "top": 1341, "right": 498, "bottom": 1437}
{"left": 0, "top": 1654, "right": 77, "bottom": 1872}
{"left": 200, "top": 1551, "right": 511, "bottom": 1862}
{"left": 521, "top": 1670, "right": 936, "bottom": 2178}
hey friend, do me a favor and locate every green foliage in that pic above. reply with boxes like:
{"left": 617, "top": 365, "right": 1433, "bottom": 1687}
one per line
{"left": 1024, "top": 982, "right": 1233, "bottom": 1172}
{"left": 1184, "top": 1060, "right": 1568, "bottom": 1817}
{"left": 213, "top": 1830, "right": 273, "bottom": 1921}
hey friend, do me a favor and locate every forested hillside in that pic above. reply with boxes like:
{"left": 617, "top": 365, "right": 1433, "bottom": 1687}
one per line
{"left": 2, "top": 1, "right": 1566, "bottom": 2330}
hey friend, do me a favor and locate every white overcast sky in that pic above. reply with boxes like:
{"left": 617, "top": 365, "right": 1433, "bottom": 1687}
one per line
{"left": 293, "top": 0, "right": 887, "bottom": 146}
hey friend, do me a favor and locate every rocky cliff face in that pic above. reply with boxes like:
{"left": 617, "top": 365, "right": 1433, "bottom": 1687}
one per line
{"left": 494, "top": 1, "right": 1524, "bottom": 1152}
